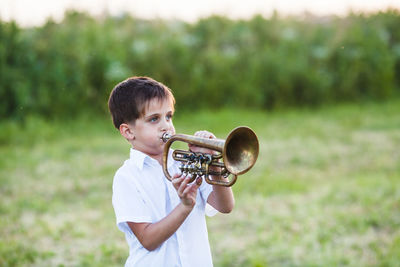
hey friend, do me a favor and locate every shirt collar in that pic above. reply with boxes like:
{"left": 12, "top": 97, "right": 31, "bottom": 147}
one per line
{"left": 129, "top": 148, "right": 174, "bottom": 170}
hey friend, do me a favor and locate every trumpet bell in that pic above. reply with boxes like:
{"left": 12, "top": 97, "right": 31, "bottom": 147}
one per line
{"left": 224, "top": 126, "right": 259, "bottom": 175}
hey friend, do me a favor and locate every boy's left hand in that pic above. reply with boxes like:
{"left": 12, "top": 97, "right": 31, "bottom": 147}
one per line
{"left": 171, "top": 173, "right": 201, "bottom": 209}
{"left": 188, "top": 130, "right": 217, "bottom": 155}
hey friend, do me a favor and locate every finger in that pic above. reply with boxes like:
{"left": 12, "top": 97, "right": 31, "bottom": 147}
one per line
{"left": 192, "top": 179, "right": 201, "bottom": 190}
{"left": 186, "top": 180, "right": 200, "bottom": 194}
{"left": 182, "top": 183, "right": 198, "bottom": 199}
{"left": 203, "top": 131, "right": 216, "bottom": 139}
{"left": 173, "top": 172, "right": 183, "bottom": 178}
{"left": 199, "top": 131, "right": 210, "bottom": 138}
{"left": 172, "top": 176, "right": 185, "bottom": 190}
{"left": 172, "top": 172, "right": 184, "bottom": 182}
{"left": 172, "top": 176, "right": 184, "bottom": 185}
{"left": 195, "top": 177, "right": 202, "bottom": 186}
{"left": 178, "top": 176, "right": 191, "bottom": 196}
{"left": 181, "top": 184, "right": 193, "bottom": 196}
{"left": 188, "top": 144, "right": 200, "bottom": 152}
{"left": 196, "top": 131, "right": 216, "bottom": 139}
{"left": 194, "top": 130, "right": 208, "bottom": 137}
{"left": 194, "top": 130, "right": 203, "bottom": 136}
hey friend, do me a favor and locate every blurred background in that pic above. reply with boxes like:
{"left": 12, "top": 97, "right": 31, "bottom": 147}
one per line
{"left": 0, "top": 0, "right": 399, "bottom": 266}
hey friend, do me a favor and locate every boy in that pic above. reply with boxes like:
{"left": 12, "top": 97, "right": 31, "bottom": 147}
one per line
{"left": 108, "top": 76, "right": 234, "bottom": 266}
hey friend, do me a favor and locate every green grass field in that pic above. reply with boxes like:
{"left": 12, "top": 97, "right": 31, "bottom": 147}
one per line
{"left": 1, "top": 100, "right": 399, "bottom": 267}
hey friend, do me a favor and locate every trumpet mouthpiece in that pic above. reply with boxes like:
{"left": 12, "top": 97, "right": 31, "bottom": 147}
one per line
{"left": 161, "top": 133, "right": 172, "bottom": 143}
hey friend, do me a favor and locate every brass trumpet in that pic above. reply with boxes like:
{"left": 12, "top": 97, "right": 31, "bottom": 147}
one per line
{"left": 161, "top": 126, "right": 259, "bottom": 187}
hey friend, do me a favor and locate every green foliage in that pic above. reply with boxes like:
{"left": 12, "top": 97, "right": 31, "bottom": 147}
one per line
{"left": 1, "top": 10, "right": 400, "bottom": 119}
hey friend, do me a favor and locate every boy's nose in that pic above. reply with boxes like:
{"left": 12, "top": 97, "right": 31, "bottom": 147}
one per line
{"left": 160, "top": 118, "right": 170, "bottom": 131}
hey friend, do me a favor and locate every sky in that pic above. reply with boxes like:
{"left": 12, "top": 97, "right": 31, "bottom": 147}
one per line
{"left": 1, "top": 0, "right": 400, "bottom": 27}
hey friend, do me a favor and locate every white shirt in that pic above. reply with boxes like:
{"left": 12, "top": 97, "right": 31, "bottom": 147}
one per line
{"left": 112, "top": 148, "right": 216, "bottom": 267}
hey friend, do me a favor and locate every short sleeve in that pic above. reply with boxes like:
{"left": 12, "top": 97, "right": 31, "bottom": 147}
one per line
{"left": 112, "top": 172, "right": 152, "bottom": 233}
{"left": 199, "top": 181, "right": 218, "bottom": 217}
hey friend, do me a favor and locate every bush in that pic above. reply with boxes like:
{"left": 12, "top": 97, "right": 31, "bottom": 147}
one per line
{"left": 0, "top": 10, "right": 399, "bottom": 119}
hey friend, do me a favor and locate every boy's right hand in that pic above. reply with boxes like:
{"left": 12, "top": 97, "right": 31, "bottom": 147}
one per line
{"left": 188, "top": 130, "right": 218, "bottom": 155}
{"left": 171, "top": 173, "right": 201, "bottom": 209}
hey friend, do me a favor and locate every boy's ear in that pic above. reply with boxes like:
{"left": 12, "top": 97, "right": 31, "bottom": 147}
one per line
{"left": 119, "top": 123, "right": 135, "bottom": 140}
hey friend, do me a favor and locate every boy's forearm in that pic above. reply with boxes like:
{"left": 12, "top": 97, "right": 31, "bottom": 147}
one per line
{"left": 129, "top": 203, "right": 192, "bottom": 251}
{"left": 208, "top": 175, "right": 235, "bottom": 213}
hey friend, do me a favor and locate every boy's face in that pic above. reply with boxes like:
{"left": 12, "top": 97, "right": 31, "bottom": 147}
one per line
{"left": 129, "top": 98, "right": 175, "bottom": 159}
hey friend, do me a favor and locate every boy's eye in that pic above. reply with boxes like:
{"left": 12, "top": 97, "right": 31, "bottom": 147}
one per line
{"left": 149, "top": 116, "right": 158, "bottom": 122}
{"left": 166, "top": 114, "right": 173, "bottom": 120}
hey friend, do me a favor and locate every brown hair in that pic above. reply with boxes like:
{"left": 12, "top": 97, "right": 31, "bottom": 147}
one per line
{"left": 108, "top": 76, "right": 175, "bottom": 129}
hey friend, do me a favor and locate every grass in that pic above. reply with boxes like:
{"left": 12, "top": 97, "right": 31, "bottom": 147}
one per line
{"left": 0, "top": 100, "right": 399, "bottom": 266}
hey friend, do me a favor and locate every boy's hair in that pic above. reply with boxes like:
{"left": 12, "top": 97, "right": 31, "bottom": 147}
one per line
{"left": 108, "top": 76, "right": 175, "bottom": 129}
